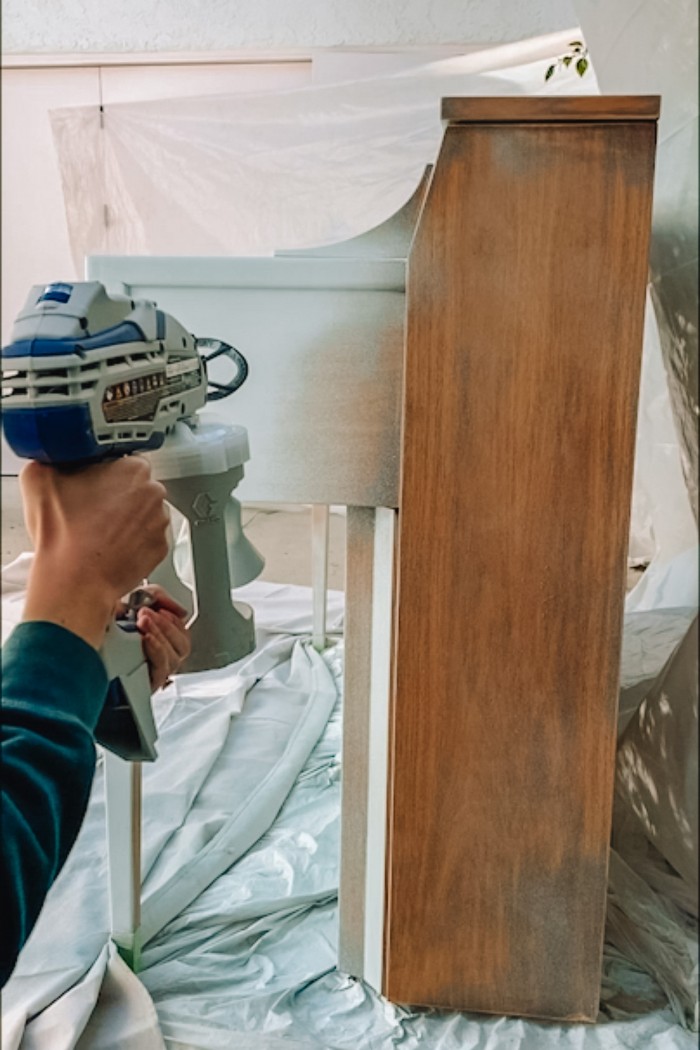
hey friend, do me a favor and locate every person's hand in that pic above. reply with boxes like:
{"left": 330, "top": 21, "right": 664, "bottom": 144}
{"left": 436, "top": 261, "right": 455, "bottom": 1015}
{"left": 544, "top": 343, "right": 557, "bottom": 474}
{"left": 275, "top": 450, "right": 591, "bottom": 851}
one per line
{"left": 21, "top": 457, "right": 169, "bottom": 596}
{"left": 117, "top": 584, "right": 191, "bottom": 691}
{"left": 21, "top": 457, "right": 170, "bottom": 649}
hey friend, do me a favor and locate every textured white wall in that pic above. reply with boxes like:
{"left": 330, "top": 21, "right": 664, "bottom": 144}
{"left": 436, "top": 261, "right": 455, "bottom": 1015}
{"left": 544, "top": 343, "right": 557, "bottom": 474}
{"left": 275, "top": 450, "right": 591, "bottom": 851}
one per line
{"left": 3, "top": 0, "right": 577, "bottom": 53}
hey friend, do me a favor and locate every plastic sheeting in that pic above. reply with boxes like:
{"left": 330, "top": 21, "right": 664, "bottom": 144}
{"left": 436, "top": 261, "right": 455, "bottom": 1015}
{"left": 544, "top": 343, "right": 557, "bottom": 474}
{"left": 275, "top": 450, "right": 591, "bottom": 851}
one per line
{"left": 1, "top": 553, "right": 697, "bottom": 1049}
{"left": 612, "top": 600, "right": 699, "bottom": 1032}
{"left": 618, "top": 611, "right": 698, "bottom": 900}
{"left": 49, "top": 40, "right": 599, "bottom": 265}
{"left": 574, "top": 0, "right": 699, "bottom": 525}
{"left": 628, "top": 299, "right": 697, "bottom": 567}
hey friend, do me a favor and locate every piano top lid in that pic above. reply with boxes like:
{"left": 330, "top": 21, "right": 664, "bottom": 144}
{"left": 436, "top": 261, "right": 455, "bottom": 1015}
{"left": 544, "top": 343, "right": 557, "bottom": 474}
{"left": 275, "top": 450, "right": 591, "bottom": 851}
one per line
{"left": 441, "top": 96, "right": 661, "bottom": 124}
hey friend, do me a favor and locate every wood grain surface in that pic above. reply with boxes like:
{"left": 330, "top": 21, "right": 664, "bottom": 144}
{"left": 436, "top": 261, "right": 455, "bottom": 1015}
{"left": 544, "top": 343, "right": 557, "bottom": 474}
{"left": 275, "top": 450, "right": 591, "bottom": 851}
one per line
{"left": 385, "top": 108, "right": 657, "bottom": 1020}
{"left": 441, "top": 95, "right": 661, "bottom": 123}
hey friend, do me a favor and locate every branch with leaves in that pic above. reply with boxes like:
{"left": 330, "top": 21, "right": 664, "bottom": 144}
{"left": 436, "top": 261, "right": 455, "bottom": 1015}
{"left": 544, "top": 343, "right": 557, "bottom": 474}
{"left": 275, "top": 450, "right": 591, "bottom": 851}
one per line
{"left": 545, "top": 40, "right": 589, "bottom": 81}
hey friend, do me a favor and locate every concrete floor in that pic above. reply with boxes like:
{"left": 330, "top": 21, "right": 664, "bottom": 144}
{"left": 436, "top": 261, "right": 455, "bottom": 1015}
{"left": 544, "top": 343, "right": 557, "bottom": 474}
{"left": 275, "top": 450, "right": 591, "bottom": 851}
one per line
{"left": 1, "top": 475, "right": 644, "bottom": 593}
{"left": 0, "top": 476, "right": 347, "bottom": 589}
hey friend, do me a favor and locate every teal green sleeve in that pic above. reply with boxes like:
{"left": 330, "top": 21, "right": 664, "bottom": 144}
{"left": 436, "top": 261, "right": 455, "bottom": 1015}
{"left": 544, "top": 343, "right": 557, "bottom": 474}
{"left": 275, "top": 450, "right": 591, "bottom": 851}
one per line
{"left": 1, "top": 621, "right": 108, "bottom": 987}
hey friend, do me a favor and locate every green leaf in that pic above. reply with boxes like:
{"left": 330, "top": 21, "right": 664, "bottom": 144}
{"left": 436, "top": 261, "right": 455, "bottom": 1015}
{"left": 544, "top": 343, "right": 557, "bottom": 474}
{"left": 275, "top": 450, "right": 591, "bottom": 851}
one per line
{"left": 568, "top": 40, "right": 584, "bottom": 48}
{"left": 576, "top": 57, "right": 589, "bottom": 76}
{"left": 545, "top": 64, "right": 556, "bottom": 81}
{"left": 563, "top": 55, "right": 573, "bottom": 66}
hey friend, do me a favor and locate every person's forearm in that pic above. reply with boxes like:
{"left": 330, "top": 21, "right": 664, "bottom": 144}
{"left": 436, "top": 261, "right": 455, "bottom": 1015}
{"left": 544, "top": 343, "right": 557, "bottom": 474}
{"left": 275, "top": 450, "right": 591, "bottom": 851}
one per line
{"left": 1, "top": 622, "right": 108, "bottom": 987}
{"left": 23, "top": 554, "right": 117, "bottom": 650}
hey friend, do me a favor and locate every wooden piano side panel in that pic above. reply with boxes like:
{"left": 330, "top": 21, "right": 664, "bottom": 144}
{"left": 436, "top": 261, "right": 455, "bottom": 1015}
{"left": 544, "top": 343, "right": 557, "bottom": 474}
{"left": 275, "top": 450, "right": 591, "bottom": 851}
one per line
{"left": 385, "top": 107, "right": 657, "bottom": 1020}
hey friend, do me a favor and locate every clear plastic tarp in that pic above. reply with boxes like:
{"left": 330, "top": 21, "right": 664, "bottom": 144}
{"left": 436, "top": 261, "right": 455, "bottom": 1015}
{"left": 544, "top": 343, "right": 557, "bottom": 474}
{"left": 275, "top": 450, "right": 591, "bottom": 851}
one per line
{"left": 49, "top": 39, "right": 600, "bottom": 264}
{"left": 574, "top": 0, "right": 699, "bottom": 525}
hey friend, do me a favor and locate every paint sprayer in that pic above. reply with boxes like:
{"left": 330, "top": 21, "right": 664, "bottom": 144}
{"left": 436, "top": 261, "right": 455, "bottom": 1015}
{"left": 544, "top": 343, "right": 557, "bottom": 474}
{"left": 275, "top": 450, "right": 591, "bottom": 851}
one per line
{"left": 1, "top": 281, "right": 264, "bottom": 762}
